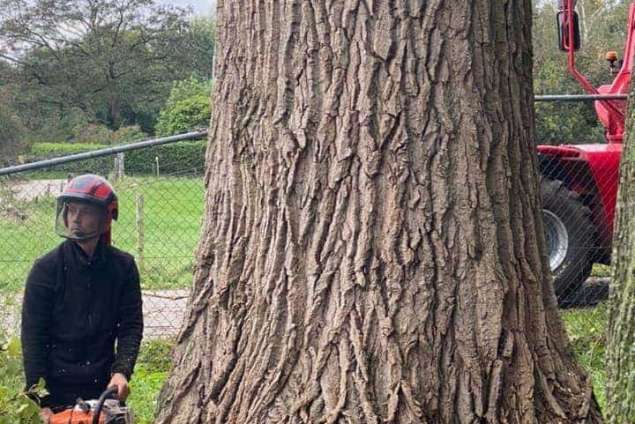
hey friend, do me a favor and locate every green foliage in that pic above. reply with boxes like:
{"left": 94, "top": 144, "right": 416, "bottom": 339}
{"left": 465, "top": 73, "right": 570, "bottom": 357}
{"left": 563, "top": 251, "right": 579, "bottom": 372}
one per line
{"left": 156, "top": 78, "right": 213, "bottom": 136}
{"left": 27, "top": 138, "right": 205, "bottom": 176}
{"left": 562, "top": 303, "right": 608, "bottom": 410}
{"left": 28, "top": 143, "right": 114, "bottom": 175}
{"left": 30, "top": 143, "right": 106, "bottom": 157}
{"left": 124, "top": 140, "right": 207, "bottom": 175}
{"left": 0, "top": 335, "right": 45, "bottom": 424}
{"left": 182, "top": 18, "right": 217, "bottom": 81}
{"left": 111, "top": 126, "right": 149, "bottom": 144}
{"left": 71, "top": 123, "right": 114, "bottom": 145}
{"left": 0, "top": 332, "right": 173, "bottom": 424}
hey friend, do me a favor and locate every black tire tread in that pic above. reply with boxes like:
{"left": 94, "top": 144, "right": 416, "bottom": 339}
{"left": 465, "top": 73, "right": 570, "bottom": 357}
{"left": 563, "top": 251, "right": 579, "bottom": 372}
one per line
{"left": 540, "top": 177, "right": 595, "bottom": 306}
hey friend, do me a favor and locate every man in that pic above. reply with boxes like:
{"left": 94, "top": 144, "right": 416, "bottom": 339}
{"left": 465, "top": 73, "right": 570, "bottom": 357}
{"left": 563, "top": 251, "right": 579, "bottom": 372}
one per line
{"left": 21, "top": 174, "right": 143, "bottom": 422}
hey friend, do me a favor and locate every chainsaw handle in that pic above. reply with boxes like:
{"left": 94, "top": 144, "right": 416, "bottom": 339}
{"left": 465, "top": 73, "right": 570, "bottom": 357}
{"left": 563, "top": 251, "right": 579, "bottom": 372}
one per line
{"left": 92, "top": 386, "right": 118, "bottom": 424}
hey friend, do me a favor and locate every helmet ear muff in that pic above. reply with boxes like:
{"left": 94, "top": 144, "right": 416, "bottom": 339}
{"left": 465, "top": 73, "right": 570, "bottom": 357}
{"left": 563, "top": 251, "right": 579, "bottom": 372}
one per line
{"left": 110, "top": 200, "right": 119, "bottom": 221}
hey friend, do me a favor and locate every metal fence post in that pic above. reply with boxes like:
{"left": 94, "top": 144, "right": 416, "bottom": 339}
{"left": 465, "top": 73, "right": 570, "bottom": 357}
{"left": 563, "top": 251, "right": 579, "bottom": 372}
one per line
{"left": 113, "top": 152, "right": 125, "bottom": 181}
{"left": 136, "top": 193, "right": 145, "bottom": 271}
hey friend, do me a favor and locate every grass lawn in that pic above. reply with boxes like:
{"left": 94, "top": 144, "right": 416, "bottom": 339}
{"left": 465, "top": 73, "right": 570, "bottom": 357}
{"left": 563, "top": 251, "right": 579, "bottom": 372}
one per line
{"left": 562, "top": 303, "right": 608, "bottom": 410}
{"left": 128, "top": 339, "right": 174, "bottom": 424}
{"left": 0, "top": 176, "right": 205, "bottom": 293}
{"left": 591, "top": 263, "right": 612, "bottom": 278}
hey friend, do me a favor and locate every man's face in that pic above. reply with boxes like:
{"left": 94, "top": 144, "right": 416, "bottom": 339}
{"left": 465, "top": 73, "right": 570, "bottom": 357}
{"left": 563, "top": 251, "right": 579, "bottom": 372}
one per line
{"left": 65, "top": 201, "right": 104, "bottom": 239}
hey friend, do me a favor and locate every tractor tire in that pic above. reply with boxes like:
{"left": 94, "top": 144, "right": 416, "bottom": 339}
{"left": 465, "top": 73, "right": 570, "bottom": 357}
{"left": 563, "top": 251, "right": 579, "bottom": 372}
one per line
{"left": 540, "top": 178, "right": 595, "bottom": 306}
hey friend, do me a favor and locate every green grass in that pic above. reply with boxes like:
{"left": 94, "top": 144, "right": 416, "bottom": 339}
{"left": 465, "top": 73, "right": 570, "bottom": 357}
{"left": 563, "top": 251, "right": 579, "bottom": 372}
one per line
{"left": 128, "top": 339, "right": 174, "bottom": 424}
{"left": 562, "top": 303, "right": 608, "bottom": 411}
{"left": 591, "top": 264, "right": 612, "bottom": 278}
{"left": 0, "top": 176, "right": 204, "bottom": 293}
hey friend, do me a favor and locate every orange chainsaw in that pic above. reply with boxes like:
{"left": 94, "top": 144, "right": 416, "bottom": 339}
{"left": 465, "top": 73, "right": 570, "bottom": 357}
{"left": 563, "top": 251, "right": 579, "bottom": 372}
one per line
{"left": 49, "top": 387, "right": 133, "bottom": 424}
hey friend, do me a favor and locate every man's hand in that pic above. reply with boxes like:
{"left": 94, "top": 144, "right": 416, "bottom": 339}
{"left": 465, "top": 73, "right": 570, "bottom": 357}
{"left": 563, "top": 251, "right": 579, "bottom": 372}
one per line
{"left": 39, "top": 407, "right": 53, "bottom": 423}
{"left": 108, "top": 373, "right": 130, "bottom": 401}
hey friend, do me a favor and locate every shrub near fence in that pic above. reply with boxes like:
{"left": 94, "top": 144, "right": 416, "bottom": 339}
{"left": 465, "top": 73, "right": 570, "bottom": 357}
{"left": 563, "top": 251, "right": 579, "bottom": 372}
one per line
{"left": 125, "top": 140, "right": 206, "bottom": 175}
{"left": 27, "top": 140, "right": 207, "bottom": 176}
{"left": 29, "top": 143, "right": 113, "bottom": 175}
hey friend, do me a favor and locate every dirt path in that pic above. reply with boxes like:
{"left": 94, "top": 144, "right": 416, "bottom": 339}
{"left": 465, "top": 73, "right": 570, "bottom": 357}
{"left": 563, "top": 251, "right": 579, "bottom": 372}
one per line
{"left": 1, "top": 289, "right": 190, "bottom": 340}
{"left": 1, "top": 179, "right": 66, "bottom": 202}
{"left": 141, "top": 289, "right": 189, "bottom": 339}
{"left": 2, "top": 279, "right": 612, "bottom": 339}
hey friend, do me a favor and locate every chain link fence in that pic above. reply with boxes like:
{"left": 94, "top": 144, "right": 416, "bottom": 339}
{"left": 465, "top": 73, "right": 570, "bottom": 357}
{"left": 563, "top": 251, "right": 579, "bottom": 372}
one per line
{"left": 538, "top": 147, "right": 616, "bottom": 308}
{"left": 0, "top": 135, "right": 614, "bottom": 404}
{"left": 0, "top": 134, "right": 207, "bottom": 340}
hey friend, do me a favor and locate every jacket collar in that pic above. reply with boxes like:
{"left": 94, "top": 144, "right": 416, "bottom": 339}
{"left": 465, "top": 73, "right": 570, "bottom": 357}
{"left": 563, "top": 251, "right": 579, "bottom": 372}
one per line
{"left": 65, "top": 239, "right": 107, "bottom": 268}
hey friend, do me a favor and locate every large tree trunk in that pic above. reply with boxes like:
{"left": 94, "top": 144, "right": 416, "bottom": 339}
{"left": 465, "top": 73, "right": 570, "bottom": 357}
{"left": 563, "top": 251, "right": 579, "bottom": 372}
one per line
{"left": 606, "top": 93, "right": 635, "bottom": 423}
{"left": 156, "top": 1, "right": 602, "bottom": 422}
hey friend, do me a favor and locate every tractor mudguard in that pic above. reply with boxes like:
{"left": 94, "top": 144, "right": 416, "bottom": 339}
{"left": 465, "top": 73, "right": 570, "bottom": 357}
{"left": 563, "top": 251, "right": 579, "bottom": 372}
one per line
{"left": 537, "top": 143, "right": 621, "bottom": 250}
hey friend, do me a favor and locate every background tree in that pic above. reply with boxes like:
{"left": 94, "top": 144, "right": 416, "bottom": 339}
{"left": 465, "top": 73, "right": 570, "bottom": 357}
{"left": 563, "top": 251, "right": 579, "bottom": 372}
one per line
{"left": 0, "top": 101, "right": 26, "bottom": 164}
{"left": 606, "top": 83, "right": 635, "bottom": 423}
{"left": 0, "top": 0, "right": 215, "bottom": 132}
{"left": 533, "top": 0, "right": 629, "bottom": 144}
{"left": 156, "top": 1, "right": 602, "bottom": 422}
{"left": 155, "top": 77, "right": 213, "bottom": 136}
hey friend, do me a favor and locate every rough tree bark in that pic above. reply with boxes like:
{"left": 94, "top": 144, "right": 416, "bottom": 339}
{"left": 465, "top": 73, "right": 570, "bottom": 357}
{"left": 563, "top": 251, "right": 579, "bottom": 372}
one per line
{"left": 606, "top": 92, "right": 635, "bottom": 423}
{"left": 156, "top": 1, "right": 602, "bottom": 422}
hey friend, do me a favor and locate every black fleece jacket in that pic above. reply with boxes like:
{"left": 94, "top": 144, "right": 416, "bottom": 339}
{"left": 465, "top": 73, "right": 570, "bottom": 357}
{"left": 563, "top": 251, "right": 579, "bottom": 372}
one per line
{"left": 21, "top": 240, "right": 143, "bottom": 406}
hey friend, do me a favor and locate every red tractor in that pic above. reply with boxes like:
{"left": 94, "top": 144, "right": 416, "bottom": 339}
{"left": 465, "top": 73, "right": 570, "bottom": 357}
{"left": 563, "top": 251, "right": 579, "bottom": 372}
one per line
{"left": 538, "top": 0, "right": 631, "bottom": 303}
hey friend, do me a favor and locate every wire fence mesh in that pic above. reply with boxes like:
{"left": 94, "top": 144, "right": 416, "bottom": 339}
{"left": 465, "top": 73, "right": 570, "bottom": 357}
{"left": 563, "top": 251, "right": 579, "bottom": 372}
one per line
{"left": 0, "top": 138, "right": 614, "bottom": 404}
{"left": 0, "top": 141, "right": 206, "bottom": 340}
{"left": 537, "top": 147, "right": 616, "bottom": 308}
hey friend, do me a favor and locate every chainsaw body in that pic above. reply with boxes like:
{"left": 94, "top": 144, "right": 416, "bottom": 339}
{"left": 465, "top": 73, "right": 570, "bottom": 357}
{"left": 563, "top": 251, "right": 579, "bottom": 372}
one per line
{"left": 49, "top": 388, "right": 133, "bottom": 424}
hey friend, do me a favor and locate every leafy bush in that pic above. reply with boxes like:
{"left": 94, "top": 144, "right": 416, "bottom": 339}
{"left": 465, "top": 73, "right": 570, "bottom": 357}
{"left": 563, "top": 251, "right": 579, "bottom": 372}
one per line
{"left": 28, "top": 139, "right": 206, "bottom": 176}
{"left": 28, "top": 142, "right": 114, "bottom": 175}
{"left": 0, "top": 334, "right": 173, "bottom": 424}
{"left": 0, "top": 335, "right": 44, "bottom": 424}
{"left": 71, "top": 123, "right": 113, "bottom": 145}
{"left": 156, "top": 77, "right": 213, "bottom": 136}
{"left": 112, "top": 125, "right": 148, "bottom": 144}
{"left": 125, "top": 140, "right": 206, "bottom": 175}
{"left": 30, "top": 142, "right": 106, "bottom": 157}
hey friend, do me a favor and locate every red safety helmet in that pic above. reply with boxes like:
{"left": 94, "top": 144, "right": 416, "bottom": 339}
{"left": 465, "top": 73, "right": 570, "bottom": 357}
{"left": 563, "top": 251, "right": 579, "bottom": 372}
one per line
{"left": 55, "top": 174, "right": 119, "bottom": 245}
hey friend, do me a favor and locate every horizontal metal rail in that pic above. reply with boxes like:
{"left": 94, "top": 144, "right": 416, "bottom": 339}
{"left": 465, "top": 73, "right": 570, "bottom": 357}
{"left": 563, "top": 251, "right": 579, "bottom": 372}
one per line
{"left": 534, "top": 94, "right": 628, "bottom": 102}
{"left": 0, "top": 130, "right": 209, "bottom": 177}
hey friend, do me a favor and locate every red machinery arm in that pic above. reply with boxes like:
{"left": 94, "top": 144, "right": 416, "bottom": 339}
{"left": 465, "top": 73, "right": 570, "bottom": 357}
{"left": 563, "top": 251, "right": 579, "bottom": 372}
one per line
{"left": 559, "top": 0, "right": 635, "bottom": 143}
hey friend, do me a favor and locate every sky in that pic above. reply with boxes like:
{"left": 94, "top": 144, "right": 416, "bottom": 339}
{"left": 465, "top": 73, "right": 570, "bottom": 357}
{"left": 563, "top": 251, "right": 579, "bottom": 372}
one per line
{"left": 158, "top": 0, "right": 216, "bottom": 16}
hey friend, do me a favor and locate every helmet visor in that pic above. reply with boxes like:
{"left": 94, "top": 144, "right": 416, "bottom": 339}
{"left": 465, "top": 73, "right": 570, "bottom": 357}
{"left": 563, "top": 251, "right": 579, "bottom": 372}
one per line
{"left": 55, "top": 198, "right": 107, "bottom": 241}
